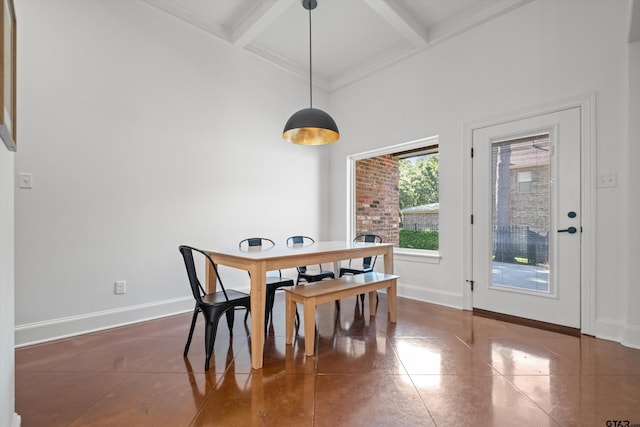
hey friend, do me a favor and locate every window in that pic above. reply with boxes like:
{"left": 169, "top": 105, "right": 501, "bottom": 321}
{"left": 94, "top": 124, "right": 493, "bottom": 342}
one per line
{"left": 351, "top": 140, "right": 439, "bottom": 252}
{"left": 517, "top": 171, "right": 532, "bottom": 193}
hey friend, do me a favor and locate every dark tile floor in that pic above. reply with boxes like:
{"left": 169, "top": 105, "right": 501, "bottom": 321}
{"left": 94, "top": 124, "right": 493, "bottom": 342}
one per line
{"left": 15, "top": 294, "right": 640, "bottom": 426}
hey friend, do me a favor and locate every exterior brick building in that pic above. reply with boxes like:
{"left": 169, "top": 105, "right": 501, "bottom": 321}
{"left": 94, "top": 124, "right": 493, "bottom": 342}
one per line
{"left": 492, "top": 136, "right": 550, "bottom": 234}
{"left": 354, "top": 155, "right": 400, "bottom": 245}
{"left": 491, "top": 136, "right": 550, "bottom": 264}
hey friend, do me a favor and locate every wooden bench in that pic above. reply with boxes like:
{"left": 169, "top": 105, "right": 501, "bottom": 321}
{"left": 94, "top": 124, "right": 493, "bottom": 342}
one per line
{"left": 284, "top": 272, "right": 399, "bottom": 356}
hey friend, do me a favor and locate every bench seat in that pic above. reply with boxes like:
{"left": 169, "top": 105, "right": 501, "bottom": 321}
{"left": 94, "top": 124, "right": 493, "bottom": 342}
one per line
{"left": 284, "top": 271, "right": 398, "bottom": 356}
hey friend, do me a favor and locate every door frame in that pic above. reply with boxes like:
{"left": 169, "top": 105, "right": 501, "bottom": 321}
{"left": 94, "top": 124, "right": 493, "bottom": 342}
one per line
{"left": 462, "top": 94, "right": 596, "bottom": 335}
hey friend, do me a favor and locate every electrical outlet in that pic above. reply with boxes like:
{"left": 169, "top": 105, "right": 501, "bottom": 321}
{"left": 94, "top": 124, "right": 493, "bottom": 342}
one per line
{"left": 114, "top": 280, "right": 126, "bottom": 295}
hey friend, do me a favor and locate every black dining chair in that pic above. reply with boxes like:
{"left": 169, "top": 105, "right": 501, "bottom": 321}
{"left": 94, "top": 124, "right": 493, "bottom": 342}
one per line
{"left": 179, "top": 245, "right": 251, "bottom": 371}
{"left": 239, "top": 238, "right": 295, "bottom": 330}
{"left": 339, "top": 234, "right": 383, "bottom": 305}
{"left": 286, "top": 235, "right": 335, "bottom": 284}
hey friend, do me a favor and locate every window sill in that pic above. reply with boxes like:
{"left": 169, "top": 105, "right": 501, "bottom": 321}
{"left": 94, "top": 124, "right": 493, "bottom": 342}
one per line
{"left": 393, "top": 248, "right": 441, "bottom": 264}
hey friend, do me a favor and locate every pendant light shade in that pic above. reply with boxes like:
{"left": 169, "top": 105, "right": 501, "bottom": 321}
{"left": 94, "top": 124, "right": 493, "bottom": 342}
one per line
{"left": 283, "top": 0, "right": 339, "bottom": 145}
{"left": 283, "top": 107, "right": 339, "bottom": 145}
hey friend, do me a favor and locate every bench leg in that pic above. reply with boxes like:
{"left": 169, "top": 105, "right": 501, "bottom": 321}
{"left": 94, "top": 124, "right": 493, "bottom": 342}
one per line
{"left": 304, "top": 297, "right": 316, "bottom": 357}
{"left": 285, "top": 294, "right": 296, "bottom": 345}
{"left": 388, "top": 279, "right": 397, "bottom": 323}
{"left": 368, "top": 290, "right": 377, "bottom": 316}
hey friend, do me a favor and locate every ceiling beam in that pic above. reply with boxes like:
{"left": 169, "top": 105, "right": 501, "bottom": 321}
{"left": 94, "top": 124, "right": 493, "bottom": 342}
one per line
{"left": 230, "top": 0, "right": 296, "bottom": 47}
{"left": 365, "top": 0, "right": 429, "bottom": 49}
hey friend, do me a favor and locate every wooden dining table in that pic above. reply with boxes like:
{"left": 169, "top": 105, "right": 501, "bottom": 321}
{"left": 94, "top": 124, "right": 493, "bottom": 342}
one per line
{"left": 204, "top": 240, "right": 395, "bottom": 369}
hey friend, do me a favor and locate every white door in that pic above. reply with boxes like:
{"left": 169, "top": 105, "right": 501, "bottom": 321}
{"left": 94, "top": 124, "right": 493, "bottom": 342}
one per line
{"left": 471, "top": 108, "right": 581, "bottom": 328}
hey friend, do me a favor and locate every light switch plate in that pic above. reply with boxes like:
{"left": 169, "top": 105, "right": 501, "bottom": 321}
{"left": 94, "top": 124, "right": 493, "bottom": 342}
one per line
{"left": 597, "top": 173, "right": 616, "bottom": 188}
{"left": 18, "top": 173, "right": 33, "bottom": 189}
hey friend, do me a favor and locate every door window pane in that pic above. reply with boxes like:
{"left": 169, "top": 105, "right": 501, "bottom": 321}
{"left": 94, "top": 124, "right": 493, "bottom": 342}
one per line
{"left": 491, "top": 135, "right": 550, "bottom": 292}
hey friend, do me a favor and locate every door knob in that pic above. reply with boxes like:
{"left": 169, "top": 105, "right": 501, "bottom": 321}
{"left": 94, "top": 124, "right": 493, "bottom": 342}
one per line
{"left": 558, "top": 226, "right": 577, "bottom": 234}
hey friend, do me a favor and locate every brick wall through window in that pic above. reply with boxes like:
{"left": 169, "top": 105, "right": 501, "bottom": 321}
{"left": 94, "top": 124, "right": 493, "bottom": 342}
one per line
{"left": 354, "top": 155, "right": 400, "bottom": 245}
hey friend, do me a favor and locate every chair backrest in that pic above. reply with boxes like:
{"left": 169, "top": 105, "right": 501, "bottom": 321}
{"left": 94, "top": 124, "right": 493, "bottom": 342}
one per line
{"left": 179, "top": 245, "right": 230, "bottom": 302}
{"left": 239, "top": 238, "right": 283, "bottom": 277}
{"left": 239, "top": 237, "right": 275, "bottom": 252}
{"left": 286, "top": 235, "right": 314, "bottom": 247}
{"left": 354, "top": 234, "right": 383, "bottom": 269}
{"left": 286, "top": 236, "right": 315, "bottom": 273}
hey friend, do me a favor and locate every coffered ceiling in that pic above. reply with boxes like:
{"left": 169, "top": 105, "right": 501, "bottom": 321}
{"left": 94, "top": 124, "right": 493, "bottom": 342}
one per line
{"left": 141, "top": 0, "right": 533, "bottom": 91}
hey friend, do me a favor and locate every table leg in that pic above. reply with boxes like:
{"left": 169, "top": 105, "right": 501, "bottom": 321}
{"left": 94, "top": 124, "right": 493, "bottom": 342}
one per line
{"left": 304, "top": 297, "right": 316, "bottom": 357}
{"left": 388, "top": 279, "right": 397, "bottom": 323}
{"left": 249, "top": 262, "right": 266, "bottom": 369}
{"left": 383, "top": 245, "right": 394, "bottom": 275}
{"left": 204, "top": 258, "right": 218, "bottom": 294}
{"left": 382, "top": 247, "right": 396, "bottom": 322}
{"left": 368, "top": 290, "right": 377, "bottom": 316}
{"left": 285, "top": 294, "right": 295, "bottom": 345}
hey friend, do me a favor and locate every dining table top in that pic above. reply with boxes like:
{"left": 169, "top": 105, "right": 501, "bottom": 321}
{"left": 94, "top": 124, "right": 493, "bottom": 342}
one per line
{"left": 205, "top": 240, "right": 395, "bottom": 270}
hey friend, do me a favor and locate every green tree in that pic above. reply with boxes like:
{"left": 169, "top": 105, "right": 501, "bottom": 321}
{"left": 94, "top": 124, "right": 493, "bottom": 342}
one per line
{"left": 399, "top": 154, "right": 439, "bottom": 209}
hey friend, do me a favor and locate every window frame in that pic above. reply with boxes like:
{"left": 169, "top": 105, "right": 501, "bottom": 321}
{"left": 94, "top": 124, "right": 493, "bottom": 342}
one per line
{"left": 346, "top": 136, "right": 441, "bottom": 262}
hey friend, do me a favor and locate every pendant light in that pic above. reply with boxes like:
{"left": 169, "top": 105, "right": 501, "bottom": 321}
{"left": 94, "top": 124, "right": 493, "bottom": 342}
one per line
{"left": 283, "top": 0, "right": 339, "bottom": 145}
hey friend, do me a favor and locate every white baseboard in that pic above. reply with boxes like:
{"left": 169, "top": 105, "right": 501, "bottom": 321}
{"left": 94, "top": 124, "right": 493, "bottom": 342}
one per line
{"left": 12, "top": 413, "right": 21, "bottom": 427}
{"left": 593, "top": 317, "right": 624, "bottom": 342}
{"left": 593, "top": 317, "right": 640, "bottom": 349}
{"left": 622, "top": 323, "right": 640, "bottom": 349}
{"left": 15, "top": 296, "right": 193, "bottom": 347}
{"left": 397, "top": 281, "right": 463, "bottom": 309}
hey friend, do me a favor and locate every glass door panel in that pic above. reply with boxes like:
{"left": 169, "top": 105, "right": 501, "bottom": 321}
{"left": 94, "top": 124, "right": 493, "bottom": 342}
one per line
{"left": 491, "top": 135, "right": 550, "bottom": 292}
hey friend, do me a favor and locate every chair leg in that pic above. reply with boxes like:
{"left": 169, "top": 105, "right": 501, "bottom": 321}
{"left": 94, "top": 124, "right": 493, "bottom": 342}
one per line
{"left": 268, "top": 289, "right": 277, "bottom": 315}
{"left": 265, "top": 290, "right": 274, "bottom": 333}
{"left": 226, "top": 308, "right": 235, "bottom": 338}
{"left": 204, "top": 321, "right": 212, "bottom": 371}
{"left": 184, "top": 306, "right": 199, "bottom": 357}
{"left": 356, "top": 292, "right": 379, "bottom": 310}
{"left": 204, "top": 315, "right": 221, "bottom": 371}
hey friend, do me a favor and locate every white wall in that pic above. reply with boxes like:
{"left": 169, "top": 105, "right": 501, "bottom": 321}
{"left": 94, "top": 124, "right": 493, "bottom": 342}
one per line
{"left": 625, "top": 38, "right": 640, "bottom": 347}
{"left": 14, "top": 0, "right": 332, "bottom": 344}
{"left": 329, "top": 0, "right": 637, "bottom": 346}
{"left": 1, "top": 147, "right": 18, "bottom": 426}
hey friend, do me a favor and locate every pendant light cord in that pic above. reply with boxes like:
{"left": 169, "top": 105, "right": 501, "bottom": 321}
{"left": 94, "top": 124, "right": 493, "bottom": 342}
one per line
{"left": 308, "top": 6, "right": 313, "bottom": 108}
